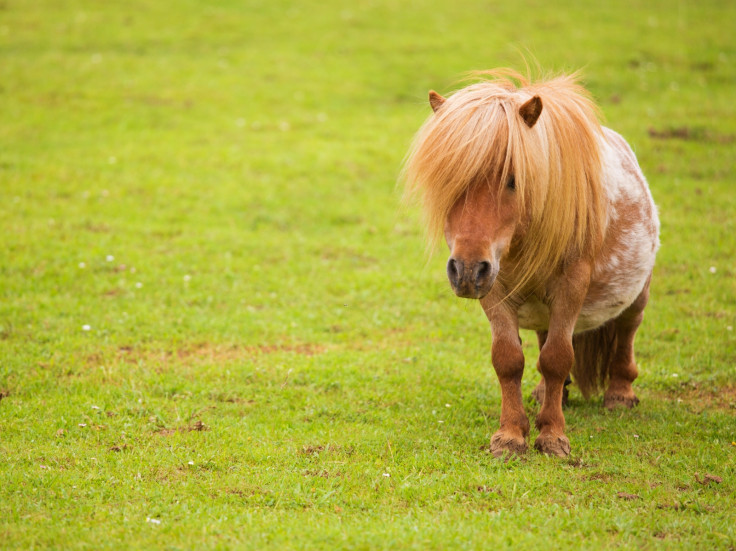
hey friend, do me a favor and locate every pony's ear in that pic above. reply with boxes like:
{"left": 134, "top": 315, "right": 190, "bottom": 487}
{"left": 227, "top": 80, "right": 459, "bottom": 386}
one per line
{"left": 429, "top": 90, "right": 446, "bottom": 113}
{"left": 519, "top": 95, "right": 543, "bottom": 128}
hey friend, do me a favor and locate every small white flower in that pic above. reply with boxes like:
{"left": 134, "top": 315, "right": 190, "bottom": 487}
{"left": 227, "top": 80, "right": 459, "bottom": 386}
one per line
{"left": 438, "top": 420, "right": 444, "bottom": 424}
{"left": 146, "top": 517, "right": 161, "bottom": 525}
{"left": 382, "top": 473, "right": 390, "bottom": 477}
{"left": 79, "top": 423, "right": 87, "bottom": 427}
{"left": 672, "top": 373, "right": 679, "bottom": 378}
{"left": 183, "top": 274, "right": 191, "bottom": 282}
{"left": 91, "top": 405, "right": 100, "bottom": 410}
{"left": 106, "top": 255, "right": 114, "bottom": 262}
{"left": 709, "top": 266, "right": 717, "bottom": 274}
{"left": 633, "top": 434, "right": 639, "bottom": 438}
{"left": 79, "top": 262, "right": 86, "bottom": 269}
{"left": 135, "top": 282, "right": 142, "bottom": 289}
{"left": 188, "top": 461, "right": 194, "bottom": 465}
{"left": 728, "top": 326, "right": 733, "bottom": 331}
{"left": 445, "top": 403, "right": 451, "bottom": 408}
{"left": 82, "top": 325, "right": 91, "bottom": 331}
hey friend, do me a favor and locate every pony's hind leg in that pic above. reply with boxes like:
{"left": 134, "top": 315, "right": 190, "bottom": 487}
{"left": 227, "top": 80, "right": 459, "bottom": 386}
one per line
{"left": 531, "top": 331, "right": 571, "bottom": 406}
{"left": 530, "top": 331, "right": 547, "bottom": 404}
{"left": 604, "top": 276, "right": 651, "bottom": 409}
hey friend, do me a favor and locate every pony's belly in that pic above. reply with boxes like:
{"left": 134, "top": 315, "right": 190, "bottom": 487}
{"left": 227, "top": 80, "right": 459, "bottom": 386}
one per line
{"left": 576, "top": 299, "right": 632, "bottom": 333}
{"left": 515, "top": 274, "right": 649, "bottom": 334}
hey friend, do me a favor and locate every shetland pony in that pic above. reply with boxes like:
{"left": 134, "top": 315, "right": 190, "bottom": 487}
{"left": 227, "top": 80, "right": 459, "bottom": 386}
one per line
{"left": 403, "top": 70, "right": 659, "bottom": 457}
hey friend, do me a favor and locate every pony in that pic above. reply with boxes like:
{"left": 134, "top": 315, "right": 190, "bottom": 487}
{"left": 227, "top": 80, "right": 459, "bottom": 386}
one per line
{"left": 402, "top": 70, "right": 659, "bottom": 457}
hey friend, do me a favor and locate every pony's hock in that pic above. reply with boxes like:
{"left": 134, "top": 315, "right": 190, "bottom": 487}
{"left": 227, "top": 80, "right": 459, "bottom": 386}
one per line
{"left": 403, "top": 69, "right": 660, "bottom": 458}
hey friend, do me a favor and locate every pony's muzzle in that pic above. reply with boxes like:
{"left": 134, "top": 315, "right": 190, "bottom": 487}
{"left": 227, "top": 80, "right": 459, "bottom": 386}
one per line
{"left": 447, "top": 257, "right": 497, "bottom": 299}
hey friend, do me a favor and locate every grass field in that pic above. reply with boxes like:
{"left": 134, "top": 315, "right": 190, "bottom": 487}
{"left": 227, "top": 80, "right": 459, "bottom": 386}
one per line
{"left": 1, "top": 0, "right": 735, "bottom": 548}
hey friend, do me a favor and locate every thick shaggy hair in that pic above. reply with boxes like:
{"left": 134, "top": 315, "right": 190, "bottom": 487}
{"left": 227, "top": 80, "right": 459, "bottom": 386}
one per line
{"left": 403, "top": 69, "right": 607, "bottom": 293}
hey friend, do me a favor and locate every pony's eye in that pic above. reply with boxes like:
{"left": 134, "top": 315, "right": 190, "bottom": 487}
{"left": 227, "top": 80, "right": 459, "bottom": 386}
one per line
{"left": 507, "top": 175, "right": 516, "bottom": 190}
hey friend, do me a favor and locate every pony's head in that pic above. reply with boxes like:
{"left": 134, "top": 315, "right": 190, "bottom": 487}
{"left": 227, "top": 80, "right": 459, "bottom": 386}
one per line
{"left": 403, "top": 70, "right": 606, "bottom": 300}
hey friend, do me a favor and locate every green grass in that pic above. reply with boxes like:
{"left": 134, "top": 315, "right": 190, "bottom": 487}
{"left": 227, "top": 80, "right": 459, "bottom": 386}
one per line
{"left": 1, "top": 0, "right": 735, "bottom": 548}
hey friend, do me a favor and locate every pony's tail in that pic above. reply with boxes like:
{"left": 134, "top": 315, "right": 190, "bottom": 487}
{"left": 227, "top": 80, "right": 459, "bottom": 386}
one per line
{"left": 571, "top": 321, "right": 618, "bottom": 399}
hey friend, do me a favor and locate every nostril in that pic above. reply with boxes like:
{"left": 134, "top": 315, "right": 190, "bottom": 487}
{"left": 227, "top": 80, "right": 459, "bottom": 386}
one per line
{"left": 447, "top": 258, "right": 462, "bottom": 286}
{"left": 475, "top": 260, "right": 492, "bottom": 282}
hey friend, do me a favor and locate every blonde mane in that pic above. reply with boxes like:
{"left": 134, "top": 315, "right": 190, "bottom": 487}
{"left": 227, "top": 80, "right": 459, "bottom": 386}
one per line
{"left": 402, "top": 69, "right": 606, "bottom": 293}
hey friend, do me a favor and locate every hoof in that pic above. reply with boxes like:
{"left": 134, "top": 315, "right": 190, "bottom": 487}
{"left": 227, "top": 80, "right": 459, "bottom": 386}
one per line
{"left": 604, "top": 393, "right": 639, "bottom": 410}
{"left": 490, "top": 431, "right": 528, "bottom": 459}
{"left": 534, "top": 432, "right": 571, "bottom": 457}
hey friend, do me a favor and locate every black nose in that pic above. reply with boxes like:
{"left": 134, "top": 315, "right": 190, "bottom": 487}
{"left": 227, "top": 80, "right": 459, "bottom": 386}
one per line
{"left": 475, "top": 260, "right": 492, "bottom": 282}
{"left": 446, "top": 257, "right": 496, "bottom": 299}
{"left": 447, "top": 258, "right": 463, "bottom": 289}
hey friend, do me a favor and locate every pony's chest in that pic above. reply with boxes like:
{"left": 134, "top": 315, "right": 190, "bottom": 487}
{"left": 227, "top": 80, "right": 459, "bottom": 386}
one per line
{"left": 516, "top": 297, "right": 551, "bottom": 332}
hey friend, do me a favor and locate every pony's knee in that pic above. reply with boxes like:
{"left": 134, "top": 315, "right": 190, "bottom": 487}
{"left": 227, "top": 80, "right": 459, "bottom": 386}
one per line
{"left": 491, "top": 338, "right": 524, "bottom": 381}
{"left": 538, "top": 339, "right": 574, "bottom": 382}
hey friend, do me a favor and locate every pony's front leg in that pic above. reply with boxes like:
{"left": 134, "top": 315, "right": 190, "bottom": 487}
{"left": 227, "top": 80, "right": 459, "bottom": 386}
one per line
{"left": 483, "top": 297, "right": 529, "bottom": 458}
{"left": 534, "top": 262, "right": 591, "bottom": 457}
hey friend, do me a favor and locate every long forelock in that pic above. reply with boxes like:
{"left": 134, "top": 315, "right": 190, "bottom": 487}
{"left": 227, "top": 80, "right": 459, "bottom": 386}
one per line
{"left": 403, "top": 70, "right": 606, "bottom": 290}
{"left": 402, "top": 83, "right": 517, "bottom": 246}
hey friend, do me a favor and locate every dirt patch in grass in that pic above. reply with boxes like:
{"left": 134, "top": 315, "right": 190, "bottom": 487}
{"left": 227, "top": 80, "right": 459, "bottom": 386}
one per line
{"left": 226, "top": 486, "right": 274, "bottom": 500}
{"left": 652, "top": 382, "right": 736, "bottom": 412}
{"left": 155, "top": 419, "right": 208, "bottom": 436}
{"left": 298, "top": 443, "right": 355, "bottom": 457}
{"left": 210, "top": 393, "right": 256, "bottom": 405}
{"left": 586, "top": 472, "right": 616, "bottom": 482}
{"left": 648, "top": 126, "right": 736, "bottom": 144}
{"left": 303, "top": 469, "right": 344, "bottom": 479}
{"left": 475, "top": 485, "right": 502, "bottom": 495}
{"left": 657, "top": 502, "right": 687, "bottom": 511}
{"left": 300, "top": 444, "right": 327, "bottom": 455}
{"left": 87, "top": 341, "right": 327, "bottom": 368}
{"left": 694, "top": 473, "right": 723, "bottom": 485}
